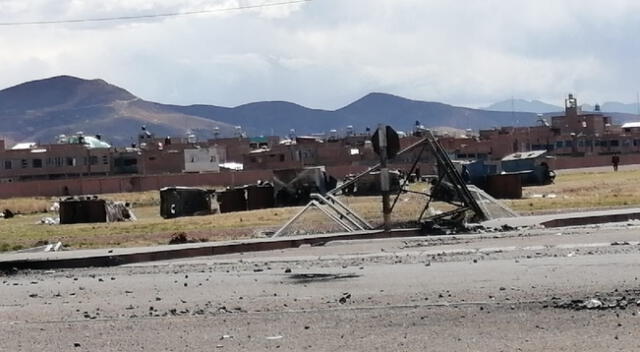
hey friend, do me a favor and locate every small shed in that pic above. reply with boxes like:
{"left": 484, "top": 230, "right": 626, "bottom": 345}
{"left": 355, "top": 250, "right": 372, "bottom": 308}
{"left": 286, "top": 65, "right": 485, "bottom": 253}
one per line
{"left": 218, "top": 187, "right": 247, "bottom": 213}
{"left": 160, "top": 187, "right": 214, "bottom": 219}
{"left": 484, "top": 173, "right": 523, "bottom": 199}
{"left": 59, "top": 197, "right": 134, "bottom": 224}
{"left": 501, "top": 150, "right": 555, "bottom": 185}
{"left": 246, "top": 184, "right": 275, "bottom": 210}
{"left": 59, "top": 198, "right": 108, "bottom": 224}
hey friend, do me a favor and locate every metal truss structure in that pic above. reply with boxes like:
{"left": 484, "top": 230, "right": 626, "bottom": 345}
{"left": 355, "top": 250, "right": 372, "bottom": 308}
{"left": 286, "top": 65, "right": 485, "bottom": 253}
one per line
{"left": 273, "top": 130, "right": 491, "bottom": 237}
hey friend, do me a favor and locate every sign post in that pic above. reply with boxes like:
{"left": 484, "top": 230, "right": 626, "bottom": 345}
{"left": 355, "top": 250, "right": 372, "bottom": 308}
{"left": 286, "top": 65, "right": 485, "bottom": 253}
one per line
{"left": 376, "top": 124, "right": 391, "bottom": 231}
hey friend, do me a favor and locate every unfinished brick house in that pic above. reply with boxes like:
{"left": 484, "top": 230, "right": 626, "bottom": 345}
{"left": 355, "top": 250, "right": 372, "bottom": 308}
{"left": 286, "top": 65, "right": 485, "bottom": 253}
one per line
{"left": 439, "top": 94, "right": 640, "bottom": 161}
{"left": 0, "top": 134, "right": 114, "bottom": 184}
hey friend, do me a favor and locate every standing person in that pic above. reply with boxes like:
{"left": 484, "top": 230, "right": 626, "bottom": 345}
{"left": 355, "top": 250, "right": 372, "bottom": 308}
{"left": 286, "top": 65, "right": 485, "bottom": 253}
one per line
{"left": 612, "top": 155, "right": 620, "bottom": 172}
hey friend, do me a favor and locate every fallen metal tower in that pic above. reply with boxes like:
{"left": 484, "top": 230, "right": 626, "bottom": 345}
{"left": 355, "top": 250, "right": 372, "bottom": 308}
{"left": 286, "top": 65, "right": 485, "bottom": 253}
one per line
{"left": 273, "top": 130, "right": 494, "bottom": 237}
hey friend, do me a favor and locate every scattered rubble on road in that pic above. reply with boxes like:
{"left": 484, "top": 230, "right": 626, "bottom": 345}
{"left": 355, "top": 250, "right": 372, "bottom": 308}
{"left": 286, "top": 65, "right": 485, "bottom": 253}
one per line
{"left": 551, "top": 288, "right": 640, "bottom": 311}
{"left": 338, "top": 292, "right": 352, "bottom": 304}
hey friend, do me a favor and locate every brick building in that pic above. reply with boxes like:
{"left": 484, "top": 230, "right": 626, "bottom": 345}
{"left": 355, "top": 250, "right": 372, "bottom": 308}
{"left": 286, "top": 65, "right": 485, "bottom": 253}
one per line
{"left": 0, "top": 133, "right": 114, "bottom": 183}
{"left": 135, "top": 134, "right": 223, "bottom": 175}
{"left": 4, "top": 94, "right": 640, "bottom": 198}
{"left": 241, "top": 135, "right": 382, "bottom": 170}
{"left": 439, "top": 94, "right": 640, "bottom": 160}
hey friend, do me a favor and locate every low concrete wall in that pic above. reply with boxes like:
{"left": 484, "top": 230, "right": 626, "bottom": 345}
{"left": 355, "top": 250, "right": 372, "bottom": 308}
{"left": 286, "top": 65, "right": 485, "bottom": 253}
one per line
{"left": 553, "top": 154, "right": 640, "bottom": 170}
{"left": 0, "top": 156, "right": 636, "bottom": 199}
{"left": 0, "top": 170, "right": 273, "bottom": 199}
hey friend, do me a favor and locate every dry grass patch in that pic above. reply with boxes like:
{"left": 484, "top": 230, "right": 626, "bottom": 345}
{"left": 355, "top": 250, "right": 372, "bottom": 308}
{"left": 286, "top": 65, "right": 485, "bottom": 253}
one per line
{"left": 1, "top": 168, "right": 640, "bottom": 251}
{"left": 505, "top": 168, "right": 640, "bottom": 212}
{"left": 0, "top": 197, "right": 53, "bottom": 215}
{"left": 0, "top": 205, "right": 300, "bottom": 250}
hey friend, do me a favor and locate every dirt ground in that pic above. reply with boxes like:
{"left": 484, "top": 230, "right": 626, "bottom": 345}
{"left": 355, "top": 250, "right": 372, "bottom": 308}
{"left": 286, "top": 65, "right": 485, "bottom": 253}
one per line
{"left": 1, "top": 166, "right": 640, "bottom": 251}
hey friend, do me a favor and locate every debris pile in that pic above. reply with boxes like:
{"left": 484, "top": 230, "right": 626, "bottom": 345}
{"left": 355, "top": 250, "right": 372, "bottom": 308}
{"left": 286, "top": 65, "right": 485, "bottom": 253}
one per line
{"left": 39, "top": 217, "right": 59, "bottom": 225}
{"left": 338, "top": 292, "right": 352, "bottom": 304}
{"left": 552, "top": 288, "right": 640, "bottom": 310}
{"left": 341, "top": 170, "right": 401, "bottom": 196}
{"left": 168, "top": 232, "right": 207, "bottom": 245}
{"left": 273, "top": 167, "right": 336, "bottom": 206}
{"left": 273, "top": 130, "right": 504, "bottom": 238}
{"left": 14, "top": 241, "right": 65, "bottom": 253}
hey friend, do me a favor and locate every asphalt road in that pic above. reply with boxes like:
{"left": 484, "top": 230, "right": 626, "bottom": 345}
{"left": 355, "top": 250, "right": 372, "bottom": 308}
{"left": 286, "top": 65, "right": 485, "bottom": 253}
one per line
{"left": 3, "top": 224, "right": 640, "bottom": 351}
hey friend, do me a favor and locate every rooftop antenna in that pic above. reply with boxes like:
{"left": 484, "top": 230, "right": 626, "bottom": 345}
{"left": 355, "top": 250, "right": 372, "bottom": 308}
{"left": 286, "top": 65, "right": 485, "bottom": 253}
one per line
{"left": 636, "top": 92, "right": 639, "bottom": 116}
{"left": 234, "top": 126, "right": 243, "bottom": 138}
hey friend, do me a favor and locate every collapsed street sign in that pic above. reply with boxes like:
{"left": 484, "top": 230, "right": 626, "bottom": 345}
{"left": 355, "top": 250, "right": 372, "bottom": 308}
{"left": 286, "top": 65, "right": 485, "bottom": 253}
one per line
{"left": 372, "top": 125, "right": 400, "bottom": 159}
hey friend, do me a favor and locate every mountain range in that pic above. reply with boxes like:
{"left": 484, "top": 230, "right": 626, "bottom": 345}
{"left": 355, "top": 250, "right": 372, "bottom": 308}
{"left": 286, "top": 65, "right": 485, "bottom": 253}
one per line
{"left": 484, "top": 99, "right": 563, "bottom": 114}
{"left": 1, "top": 76, "right": 639, "bottom": 146}
{"left": 486, "top": 98, "right": 640, "bottom": 116}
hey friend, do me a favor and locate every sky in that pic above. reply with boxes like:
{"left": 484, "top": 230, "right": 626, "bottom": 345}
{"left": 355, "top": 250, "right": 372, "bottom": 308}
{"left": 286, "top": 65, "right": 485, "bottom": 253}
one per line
{"left": 0, "top": 0, "right": 639, "bottom": 109}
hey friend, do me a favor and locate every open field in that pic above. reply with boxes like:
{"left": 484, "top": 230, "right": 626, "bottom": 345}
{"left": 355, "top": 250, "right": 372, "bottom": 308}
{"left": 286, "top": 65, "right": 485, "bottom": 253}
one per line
{"left": 1, "top": 167, "right": 640, "bottom": 251}
{"left": 0, "top": 195, "right": 424, "bottom": 252}
{"left": 504, "top": 167, "right": 640, "bottom": 212}
{"left": 0, "top": 189, "right": 167, "bottom": 215}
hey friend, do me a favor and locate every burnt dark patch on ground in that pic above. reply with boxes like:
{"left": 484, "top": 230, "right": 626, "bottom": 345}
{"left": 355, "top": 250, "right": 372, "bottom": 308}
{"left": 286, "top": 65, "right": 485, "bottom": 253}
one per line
{"left": 287, "top": 273, "right": 361, "bottom": 284}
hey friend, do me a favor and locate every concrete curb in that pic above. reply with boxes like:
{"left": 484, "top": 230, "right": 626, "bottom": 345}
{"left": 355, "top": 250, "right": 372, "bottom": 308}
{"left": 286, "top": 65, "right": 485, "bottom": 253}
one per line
{"left": 3, "top": 208, "right": 639, "bottom": 271}
{"left": 540, "top": 212, "right": 640, "bottom": 228}
{"left": 481, "top": 207, "right": 640, "bottom": 229}
{"left": 0, "top": 228, "right": 421, "bottom": 271}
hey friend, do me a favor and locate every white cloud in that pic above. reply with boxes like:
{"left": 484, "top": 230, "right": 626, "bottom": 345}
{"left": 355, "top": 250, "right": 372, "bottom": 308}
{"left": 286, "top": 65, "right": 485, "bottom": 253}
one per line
{"left": 0, "top": 0, "right": 639, "bottom": 108}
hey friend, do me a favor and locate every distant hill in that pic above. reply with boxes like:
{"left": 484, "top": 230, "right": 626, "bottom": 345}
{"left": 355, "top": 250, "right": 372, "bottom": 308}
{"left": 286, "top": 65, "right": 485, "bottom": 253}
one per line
{"left": 166, "top": 92, "right": 541, "bottom": 137}
{"left": 12, "top": 76, "right": 640, "bottom": 146}
{"left": 484, "top": 99, "right": 562, "bottom": 114}
{"left": 0, "top": 76, "right": 235, "bottom": 146}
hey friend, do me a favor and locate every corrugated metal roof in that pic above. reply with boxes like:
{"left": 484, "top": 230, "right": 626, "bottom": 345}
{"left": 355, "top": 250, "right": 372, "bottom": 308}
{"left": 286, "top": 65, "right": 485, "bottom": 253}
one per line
{"left": 10, "top": 142, "right": 37, "bottom": 150}
{"left": 501, "top": 150, "right": 547, "bottom": 161}
{"left": 61, "top": 135, "right": 111, "bottom": 149}
{"left": 621, "top": 122, "right": 640, "bottom": 129}
{"left": 220, "top": 162, "right": 243, "bottom": 170}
